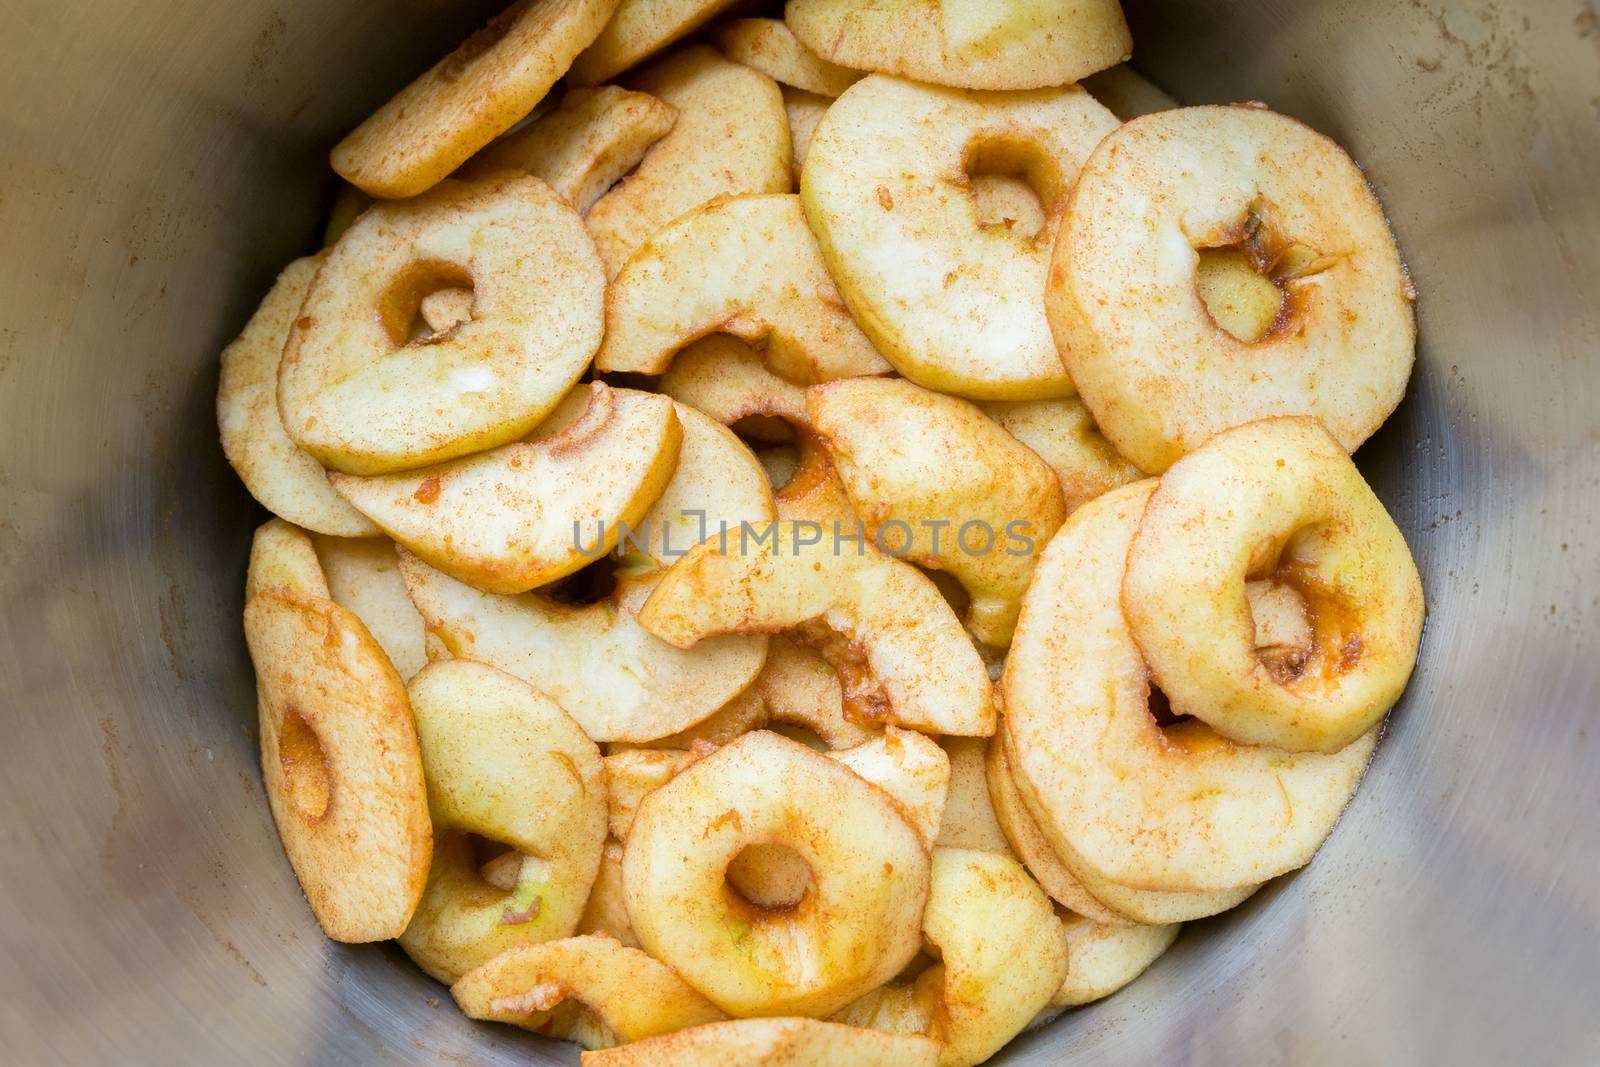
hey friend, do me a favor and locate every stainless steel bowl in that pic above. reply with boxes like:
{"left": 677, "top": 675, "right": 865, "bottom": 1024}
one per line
{"left": 2, "top": 0, "right": 1596, "bottom": 1062}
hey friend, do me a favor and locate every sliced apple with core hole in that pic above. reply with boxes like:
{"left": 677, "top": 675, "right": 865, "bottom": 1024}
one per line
{"left": 598, "top": 193, "right": 890, "bottom": 382}
{"left": 658, "top": 334, "right": 808, "bottom": 437}
{"left": 637, "top": 520, "right": 995, "bottom": 737}
{"left": 587, "top": 46, "right": 790, "bottom": 278}
{"left": 400, "top": 552, "right": 767, "bottom": 743}
{"left": 330, "top": 383, "right": 680, "bottom": 595}
{"left": 242, "top": 519, "right": 431, "bottom": 943}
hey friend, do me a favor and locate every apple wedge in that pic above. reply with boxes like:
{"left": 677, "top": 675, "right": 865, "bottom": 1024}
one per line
{"left": 802, "top": 76, "right": 1118, "bottom": 399}
{"left": 786, "top": 0, "right": 1130, "bottom": 91}
{"left": 809, "top": 376, "right": 1065, "bottom": 646}
{"left": 216, "top": 256, "right": 379, "bottom": 537}
{"left": 399, "top": 553, "right": 766, "bottom": 743}
{"left": 598, "top": 193, "right": 890, "bottom": 383}
{"left": 587, "top": 46, "right": 790, "bottom": 277}
{"left": 569, "top": 0, "right": 743, "bottom": 85}
{"left": 581, "top": 1018, "right": 939, "bottom": 1066}
{"left": 461, "top": 85, "right": 677, "bottom": 214}
{"left": 452, "top": 935, "right": 727, "bottom": 1048}
{"left": 637, "top": 521, "right": 996, "bottom": 737}
{"left": 332, "top": 0, "right": 620, "bottom": 198}
{"left": 329, "top": 384, "right": 680, "bottom": 595}
{"left": 711, "top": 18, "right": 864, "bottom": 97}
{"left": 314, "top": 536, "right": 428, "bottom": 680}
{"left": 242, "top": 519, "right": 431, "bottom": 943}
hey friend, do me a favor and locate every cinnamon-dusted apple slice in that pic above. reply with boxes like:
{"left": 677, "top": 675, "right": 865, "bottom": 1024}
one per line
{"left": 598, "top": 193, "right": 890, "bottom": 382}
{"left": 658, "top": 334, "right": 809, "bottom": 440}
{"left": 801, "top": 76, "right": 1117, "bottom": 399}
{"left": 830, "top": 728, "right": 950, "bottom": 849}
{"left": 216, "top": 256, "right": 379, "bottom": 537}
{"left": 587, "top": 46, "right": 790, "bottom": 277}
{"left": 582, "top": 1018, "right": 939, "bottom": 1066}
{"left": 330, "top": 384, "right": 680, "bottom": 595}
{"left": 400, "top": 553, "right": 766, "bottom": 743}
{"left": 711, "top": 18, "right": 864, "bottom": 97}
{"left": 314, "top": 536, "right": 428, "bottom": 680}
{"left": 278, "top": 173, "right": 603, "bottom": 475}
{"left": 460, "top": 85, "right": 677, "bottom": 213}
{"left": 569, "top": 0, "right": 744, "bottom": 85}
{"left": 452, "top": 935, "right": 727, "bottom": 1049}
{"left": 808, "top": 376, "right": 1065, "bottom": 646}
{"left": 782, "top": 87, "right": 829, "bottom": 180}
{"left": 637, "top": 522, "right": 995, "bottom": 736}
{"left": 242, "top": 519, "right": 431, "bottom": 942}
{"left": 786, "top": 0, "right": 1130, "bottom": 91}
{"left": 332, "top": 0, "right": 620, "bottom": 198}
{"left": 976, "top": 396, "right": 1144, "bottom": 513}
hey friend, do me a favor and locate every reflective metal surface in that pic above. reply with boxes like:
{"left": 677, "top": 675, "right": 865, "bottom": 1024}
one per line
{"left": 1, "top": 0, "right": 1596, "bottom": 1062}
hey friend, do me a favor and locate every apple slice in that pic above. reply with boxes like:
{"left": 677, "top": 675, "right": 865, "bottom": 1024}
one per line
{"left": 216, "top": 256, "right": 379, "bottom": 537}
{"left": 976, "top": 396, "right": 1144, "bottom": 513}
{"left": 830, "top": 728, "right": 949, "bottom": 849}
{"left": 569, "top": 0, "right": 743, "bottom": 85}
{"left": 786, "top": 0, "right": 1130, "bottom": 91}
{"left": 658, "top": 334, "right": 808, "bottom": 440}
{"left": 576, "top": 842, "right": 636, "bottom": 947}
{"left": 587, "top": 46, "right": 790, "bottom": 277}
{"left": 331, "top": 0, "right": 620, "bottom": 198}
{"left": 809, "top": 376, "right": 1065, "bottom": 646}
{"left": 801, "top": 76, "right": 1117, "bottom": 399}
{"left": 637, "top": 520, "right": 996, "bottom": 737}
{"left": 452, "top": 935, "right": 727, "bottom": 1048}
{"left": 582, "top": 1018, "right": 939, "bottom": 1066}
{"left": 783, "top": 87, "right": 829, "bottom": 181}
{"left": 329, "top": 384, "right": 680, "bottom": 595}
{"left": 934, "top": 737, "right": 1011, "bottom": 855}
{"left": 710, "top": 19, "right": 864, "bottom": 97}
{"left": 1080, "top": 64, "right": 1179, "bottom": 121}
{"left": 399, "top": 553, "right": 766, "bottom": 743}
{"left": 314, "top": 536, "right": 428, "bottom": 680}
{"left": 278, "top": 173, "right": 603, "bottom": 475}
{"left": 598, "top": 193, "right": 890, "bottom": 382}
{"left": 1050, "top": 914, "right": 1180, "bottom": 1008}
{"left": 242, "top": 519, "right": 430, "bottom": 943}
{"left": 461, "top": 85, "right": 677, "bottom": 214}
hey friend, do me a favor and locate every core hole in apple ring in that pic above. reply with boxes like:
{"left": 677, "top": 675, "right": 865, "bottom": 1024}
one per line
{"left": 726, "top": 844, "right": 814, "bottom": 912}
{"left": 378, "top": 259, "right": 475, "bottom": 346}
{"left": 1192, "top": 201, "right": 1335, "bottom": 345}
{"left": 277, "top": 707, "right": 333, "bottom": 822}
{"left": 963, "top": 134, "right": 1059, "bottom": 241}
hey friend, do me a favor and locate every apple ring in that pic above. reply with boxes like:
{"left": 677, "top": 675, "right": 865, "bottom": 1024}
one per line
{"left": 216, "top": 257, "right": 379, "bottom": 537}
{"left": 1003, "top": 480, "right": 1378, "bottom": 895}
{"left": 637, "top": 515, "right": 997, "bottom": 737}
{"left": 587, "top": 46, "right": 791, "bottom": 277}
{"left": 396, "top": 661, "right": 606, "bottom": 983}
{"left": 461, "top": 86, "right": 677, "bottom": 213}
{"left": 331, "top": 0, "right": 619, "bottom": 199}
{"left": 400, "top": 554, "right": 767, "bottom": 744}
{"left": 1123, "top": 417, "right": 1425, "bottom": 754}
{"left": 586, "top": 1018, "right": 939, "bottom": 1066}
{"left": 802, "top": 76, "right": 1118, "bottom": 399}
{"left": 786, "top": 0, "right": 1131, "bottom": 91}
{"left": 1046, "top": 105, "right": 1417, "bottom": 473}
{"left": 834, "top": 848, "right": 1068, "bottom": 1067}
{"left": 329, "top": 384, "right": 680, "bottom": 595}
{"left": 711, "top": 18, "right": 864, "bottom": 98}
{"left": 659, "top": 335, "right": 808, "bottom": 441}
{"left": 623, "top": 731, "right": 930, "bottom": 1017}
{"left": 598, "top": 193, "right": 890, "bottom": 382}
{"left": 809, "top": 376, "right": 1066, "bottom": 646}
{"left": 452, "top": 934, "right": 726, "bottom": 1049}
{"left": 278, "top": 173, "right": 603, "bottom": 475}
{"left": 242, "top": 520, "right": 430, "bottom": 942}
{"left": 976, "top": 397, "right": 1145, "bottom": 514}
